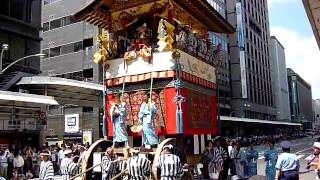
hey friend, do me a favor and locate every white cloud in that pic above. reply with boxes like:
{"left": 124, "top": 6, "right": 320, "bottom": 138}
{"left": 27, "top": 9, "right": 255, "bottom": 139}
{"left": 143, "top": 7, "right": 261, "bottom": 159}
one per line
{"left": 270, "top": 26, "right": 320, "bottom": 98}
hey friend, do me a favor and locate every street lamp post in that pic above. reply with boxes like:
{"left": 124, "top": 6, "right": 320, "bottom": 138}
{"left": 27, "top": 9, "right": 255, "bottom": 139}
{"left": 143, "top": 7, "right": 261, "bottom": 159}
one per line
{"left": 1, "top": 44, "right": 45, "bottom": 74}
{"left": 0, "top": 44, "right": 9, "bottom": 73}
{"left": 1, "top": 53, "right": 46, "bottom": 74}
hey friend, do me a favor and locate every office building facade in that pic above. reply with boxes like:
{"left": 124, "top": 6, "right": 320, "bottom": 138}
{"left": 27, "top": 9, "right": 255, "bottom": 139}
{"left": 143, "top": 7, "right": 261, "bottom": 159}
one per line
{"left": 313, "top": 99, "right": 320, "bottom": 130}
{"left": 287, "top": 68, "right": 313, "bottom": 128}
{"left": 0, "top": 0, "right": 42, "bottom": 84}
{"left": 207, "top": 0, "right": 232, "bottom": 116}
{"left": 0, "top": 0, "right": 43, "bottom": 147}
{"left": 227, "top": 0, "right": 276, "bottom": 120}
{"left": 41, "top": 0, "right": 101, "bottom": 142}
{"left": 270, "top": 36, "right": 291, "bottom": 121}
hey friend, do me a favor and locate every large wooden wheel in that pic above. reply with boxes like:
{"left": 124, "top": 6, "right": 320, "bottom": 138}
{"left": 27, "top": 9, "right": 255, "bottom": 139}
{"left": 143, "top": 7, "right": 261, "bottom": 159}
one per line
{"left": 81, "top": 139, "right": 113, "bottom": 180}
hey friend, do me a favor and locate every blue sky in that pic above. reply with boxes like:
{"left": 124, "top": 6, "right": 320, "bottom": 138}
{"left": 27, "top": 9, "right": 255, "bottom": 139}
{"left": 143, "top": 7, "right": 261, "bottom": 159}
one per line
{"left": 269, "top": 0, "right": 312, "bottom": 36}
{"left": 268, "top": 0, "right": 320, "bottom": 98}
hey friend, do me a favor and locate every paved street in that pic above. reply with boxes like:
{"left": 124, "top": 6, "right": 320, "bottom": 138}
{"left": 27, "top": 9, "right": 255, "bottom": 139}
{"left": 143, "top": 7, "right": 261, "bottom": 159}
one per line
{"left": 255, "top": 136, "right": 316, "bottom": 179}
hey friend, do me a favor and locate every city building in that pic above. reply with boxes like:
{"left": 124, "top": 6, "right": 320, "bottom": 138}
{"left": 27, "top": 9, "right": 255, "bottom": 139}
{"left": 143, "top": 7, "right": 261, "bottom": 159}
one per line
{"left": 313, "top": 99, "right": 320, "bottom": 130}
{"left": 287, "top": 68, "right": 313, "bottom": 129}
{"left": 227, "top": 0, "right": 276, "bottom": 120}
{"left": 0, "top": 0, "right": 42, "bottom": 85}
{"left": 303, "top": 0, "right": 320, "bottom": 49}
{"left": 0, "top": 0, "right": 46, "bottom": 148}
{"left": 270, "top": 36, "right": 291, "bottom": 121}
{"left": 41, "top": 0, "right": 101, "bottom": 142}
{"left": 207, "top": 0, "right": 232, "bottom": 116}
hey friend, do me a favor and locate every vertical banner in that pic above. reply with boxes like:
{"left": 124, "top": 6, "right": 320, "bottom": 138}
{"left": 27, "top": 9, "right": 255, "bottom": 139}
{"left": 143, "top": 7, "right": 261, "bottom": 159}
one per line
{"left": 64, "top": 114, "right": 79, "bottom": 133}
{"left": 236, "top": 2, "right": 245, "bottom": 49}
{"left": 240, "top": 51, "right": 247, "bottom": 98}
{"left": 83, "top": 130, "right": 92, "bottom": 145}
{"left": 236, "top": 2, "right": 248, "bottom": 98}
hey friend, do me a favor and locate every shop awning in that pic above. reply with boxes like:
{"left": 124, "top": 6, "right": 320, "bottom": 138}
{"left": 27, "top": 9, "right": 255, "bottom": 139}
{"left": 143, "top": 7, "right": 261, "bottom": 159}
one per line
{"left": 0, "top": 90, "right": 59, "bottom": 105}
{"left": 0, "top": 90, "right": 59, "bottom": 121}
{"left": 17, "top": 76, "right": 103, "bottom": 107}
{"left": 220, "top": 116, "right": 302, "bottom": 126}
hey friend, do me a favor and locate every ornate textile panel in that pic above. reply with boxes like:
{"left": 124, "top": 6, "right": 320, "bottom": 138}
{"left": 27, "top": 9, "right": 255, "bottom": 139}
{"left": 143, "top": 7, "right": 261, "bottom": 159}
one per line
{"left": 106, "top": 90, "right": 166, "bottom": 137}
{"left": 183, "top": 89, "right": 217, "bottom": 135}
{"left": 106, "top": 87, "right": 217, "bottom": 137}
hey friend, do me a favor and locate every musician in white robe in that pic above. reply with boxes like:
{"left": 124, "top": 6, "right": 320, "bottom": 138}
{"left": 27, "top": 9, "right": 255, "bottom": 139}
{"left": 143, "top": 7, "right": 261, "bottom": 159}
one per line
{"left": 39, "top": 151, "right": 54, "bottom": 180}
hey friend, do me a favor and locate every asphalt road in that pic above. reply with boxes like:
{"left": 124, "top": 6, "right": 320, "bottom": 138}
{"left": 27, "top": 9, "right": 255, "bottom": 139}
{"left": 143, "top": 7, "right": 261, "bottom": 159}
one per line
{"left": 255, "top": 136, "right": 316, "bottom": 179}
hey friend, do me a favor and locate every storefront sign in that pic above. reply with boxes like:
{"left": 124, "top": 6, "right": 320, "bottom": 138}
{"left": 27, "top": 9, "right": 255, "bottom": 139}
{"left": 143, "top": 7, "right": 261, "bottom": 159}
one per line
{"left": 64, "top": 114, "right": 79, "bottom": 133}
{"left": 82, "top": 130, "right": 92, "bottom": 145}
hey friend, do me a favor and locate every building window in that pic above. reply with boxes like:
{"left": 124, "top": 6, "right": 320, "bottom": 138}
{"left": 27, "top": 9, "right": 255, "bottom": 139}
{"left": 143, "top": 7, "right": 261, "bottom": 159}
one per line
{"left": 43, "top": 0, "right": 50, "bottom": 5}
{"left": 44, "top": 38, "right": 94, "bottom": 59}
{"left": 83, "top": 68, "right": 93, "bottom": 78}
{"left": 74, "top": 41, "right": 83, "bottom": 52}
{"left": 0, "top": 0, "right": 10, "bottom": 16}
{"left": 43, "top": 49, "right": 49, "bottom": 58}
{"left": 43, "top": 22, "right": 50, "bottom": 32}
{"left": 43, "top": 15, "right": 78, "bottom": 32}
{"left": 50, "top": 18, "right": 61, "bottom": 30}
{"left": 50, "top": 46, "right": 61, "bottom": 57}
{"left": 83, "top": 106, "right": 93, "bottom": 113}
{"left": 83, "top": 38, "right": 93, "bottom": 49}
{"left": 10, "top": 0, "right": 27, "bottom": 22}
{"left": 43, "top": 0, "right": 61, "bottom": 5}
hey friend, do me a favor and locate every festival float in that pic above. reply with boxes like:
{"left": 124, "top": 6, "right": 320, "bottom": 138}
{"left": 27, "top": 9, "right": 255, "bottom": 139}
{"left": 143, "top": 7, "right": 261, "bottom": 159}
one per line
{"left": 73, "top": 0, "right": 234, "bottom": 179}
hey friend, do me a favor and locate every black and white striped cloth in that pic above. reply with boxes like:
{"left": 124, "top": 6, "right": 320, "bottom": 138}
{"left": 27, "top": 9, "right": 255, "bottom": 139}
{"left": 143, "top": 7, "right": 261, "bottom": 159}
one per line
{"left": 101, "top": 155, "right": 117, "bottom": 180}
{"left": 218, "top": 146, "right": 228, "bottom": 161}
{"left": 207, "top": 147, "right": 224, "bottom": 174}
{"left": 60, "top": 158, "right": 79, "bottom": 180}
{"left": 118, "top": 160, "right": 128, "bottom": 180}
{"left": 156, "top": 154, "right": 183, "bottom": 180}
{"left": 39, "top": 160, "right": 54, "bottom": 180}
{"left": 127, "top": 155, "right": 151, "bottom": 180}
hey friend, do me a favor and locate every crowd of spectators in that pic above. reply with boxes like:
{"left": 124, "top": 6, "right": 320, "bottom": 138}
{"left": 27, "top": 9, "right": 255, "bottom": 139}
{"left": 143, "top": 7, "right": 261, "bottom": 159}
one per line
{"left": 0, "top": 142, "right": 89, "bottom": 180}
